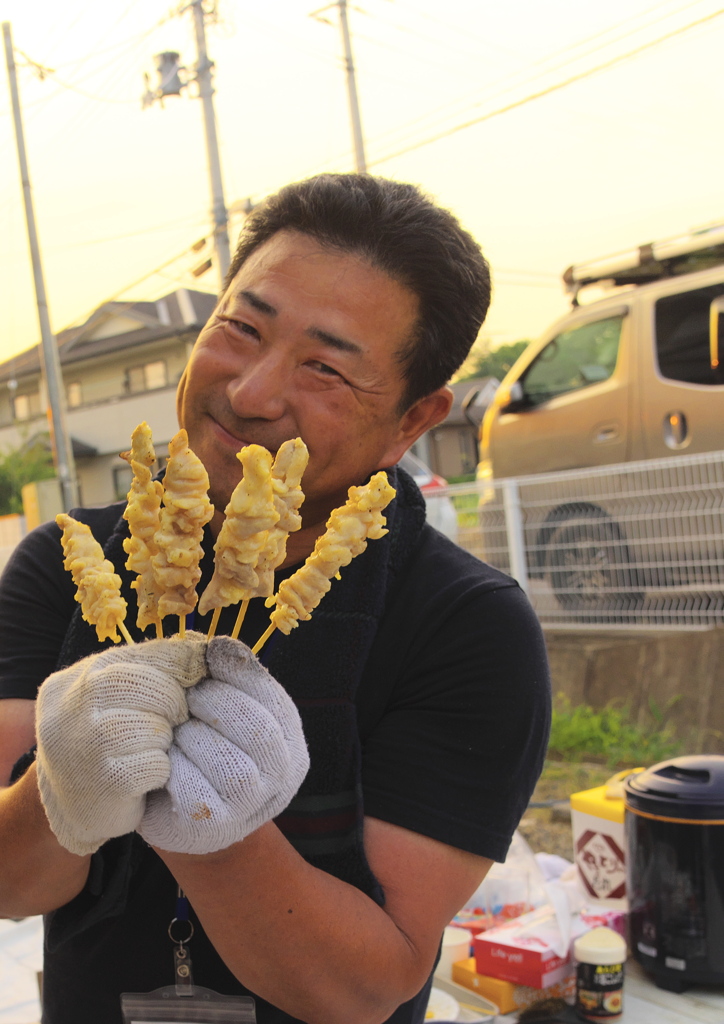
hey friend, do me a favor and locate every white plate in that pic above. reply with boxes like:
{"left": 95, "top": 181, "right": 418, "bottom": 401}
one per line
{"left": 425, "top": 986, "right": 460, "bottom": 1021}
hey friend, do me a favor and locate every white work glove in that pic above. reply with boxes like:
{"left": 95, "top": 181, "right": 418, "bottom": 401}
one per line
{"left": 36, "top": 636, "right": 208, "bottom": 856}
{"left": 139, "top": 636, "right": 309, "bottom": 854}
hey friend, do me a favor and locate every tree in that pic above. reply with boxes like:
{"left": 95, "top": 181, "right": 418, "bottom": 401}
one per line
{"left": 458, "top": 340, "right": 530, "bottom": 383}
{"left": 0, "top": 439, "right": 56, "bottom": 515}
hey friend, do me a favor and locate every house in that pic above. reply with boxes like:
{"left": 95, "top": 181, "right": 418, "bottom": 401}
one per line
{"left": 415, "top": 376, "right": 498, "bottom": 480}
{"left": 0, "top": 288, "right": 217, "bottom": 510}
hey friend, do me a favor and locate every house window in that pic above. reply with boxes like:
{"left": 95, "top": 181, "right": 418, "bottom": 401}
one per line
{"left": 13, "top": 391, "right": 41, "bottom": 421}
{"left": 113, "top": 465, "right": 134, "bottom": 501}
{"left": 125, "top": 359, "right": 167, "bottom": 394}
{"left": 67, "top": 382, "right": 82, "bottom": 408}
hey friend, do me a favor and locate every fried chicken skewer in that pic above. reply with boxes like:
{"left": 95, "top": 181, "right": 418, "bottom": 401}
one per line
{"left": 228, "top": 437, "right": 309, "bottom": 640}
{"left": 198, "top": 444, "right": 279, "bottom": 639}
{"left": 200, "top": 438, "right": 310, "bottom": 640}
{"left": 151, "top": 429, "right": 214, "bottom": 637}
{"left": 121, "top": 422, "right": 164, "bottom": 638}
{"left": 252, "top": 471, "right": 395, "bottom": 654}
{"left": 56, "top": 513, "right": 134, "bottom": 645}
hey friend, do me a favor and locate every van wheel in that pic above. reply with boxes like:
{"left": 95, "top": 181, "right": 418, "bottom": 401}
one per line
{"left": 545, "top": 513, "right": 641, "bottom": 610}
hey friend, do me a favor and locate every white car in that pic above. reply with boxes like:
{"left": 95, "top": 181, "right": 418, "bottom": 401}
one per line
{"left": 399, "top": 451, "right": 459, "bottom": 543}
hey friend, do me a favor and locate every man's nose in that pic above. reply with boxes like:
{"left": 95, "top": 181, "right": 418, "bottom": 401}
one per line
{"left": 226, "top": 352, "right": 288, "bottom": 421}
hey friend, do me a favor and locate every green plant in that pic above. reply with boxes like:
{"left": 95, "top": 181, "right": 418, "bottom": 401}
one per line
{"left": 457, "top": 339, "right": 530, "bottom": 383}
{"left": 0, "top": 440, "right": 56, "bottom": 515}
{"left": 548, "top": 693, "right": 682, "bottom": 769}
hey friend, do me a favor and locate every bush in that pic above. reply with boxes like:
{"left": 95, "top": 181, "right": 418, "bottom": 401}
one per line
{"left": 548, "top": 693, "right": 682, "bottom": 768}
{"left": 0, "top": 441, "right": 56, "bottom": 515}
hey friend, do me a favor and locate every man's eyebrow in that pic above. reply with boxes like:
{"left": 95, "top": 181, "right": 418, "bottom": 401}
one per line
{"left": 235, "top": 290, "right": 277, "bottom": 316}
{"left": 306, "top": 327, "right": 363, "bottom": 356}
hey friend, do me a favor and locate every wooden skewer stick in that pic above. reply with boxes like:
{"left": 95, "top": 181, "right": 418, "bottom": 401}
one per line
{"left": 231, "top": 599, "right": 250, "bottom": 641}
{"left": 118, "top": 621, "right": 135, "bottom": 645}
{"left": 251, "top": 622, "right": 276, "bottom": 655}
{"left": 178, "top": 616, "right": 186, "bottom": 639}
{"left": 207, "top": 607, "right": 222, "bottom": 640}
{"left": 155, "top": 621, "right": 163, "bottom": 639}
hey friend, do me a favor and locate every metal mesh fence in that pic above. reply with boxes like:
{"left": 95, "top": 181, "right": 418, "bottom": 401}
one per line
{"left": 449, "top": 450, "right": 724, "bottom": 629}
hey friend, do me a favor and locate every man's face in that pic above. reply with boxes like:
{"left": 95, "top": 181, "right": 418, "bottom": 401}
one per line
{"left": 178, "top": 230, "right": 433, "bottom": 524}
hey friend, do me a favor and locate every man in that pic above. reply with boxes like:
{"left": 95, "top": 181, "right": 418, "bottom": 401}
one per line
{"left": 0, "top": 173, "right": 550, "bottom": 1023}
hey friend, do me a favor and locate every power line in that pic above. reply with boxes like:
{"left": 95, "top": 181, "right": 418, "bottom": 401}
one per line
{"left": 354, "top": 0, "right": 714, "bottom": 161}
{"left": 366, "top": 4, "right": 724, "bottom": 168}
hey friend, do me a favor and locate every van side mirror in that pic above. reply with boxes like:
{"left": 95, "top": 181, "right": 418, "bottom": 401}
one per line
{"left": 498, "top": 380, "right": 528, "bottom": 413}
{"left": 461, "top": 387, "right": 483, "bottom": 427}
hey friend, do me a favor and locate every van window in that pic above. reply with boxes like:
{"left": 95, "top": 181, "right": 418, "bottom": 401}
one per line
{"left": 655, "top": 284, "right": 724, "bottom": 386}
{"left": 521, "top": 315, "right": 624, "bottom": 406}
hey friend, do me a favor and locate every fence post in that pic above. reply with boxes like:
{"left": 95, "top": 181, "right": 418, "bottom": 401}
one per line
{"left": 502, "top": 478, "right": 529, "bottom": 593}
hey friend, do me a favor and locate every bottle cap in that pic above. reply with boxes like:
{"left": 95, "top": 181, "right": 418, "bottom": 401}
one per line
{"left": 574, "top": 927, "right": 627, "bottom": 966}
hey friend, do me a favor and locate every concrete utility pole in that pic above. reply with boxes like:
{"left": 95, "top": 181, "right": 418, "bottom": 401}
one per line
{"left": 338, "top": 0, "right": 367, "bottom": 173}
{"left": 2, "top": 22, "right": 79, "bottom": 511}
{"left": 190, "top": 0, "right": 231, "bottom": 284}
{"left": 144, "top": 1, "right": 231, "bottom": 290}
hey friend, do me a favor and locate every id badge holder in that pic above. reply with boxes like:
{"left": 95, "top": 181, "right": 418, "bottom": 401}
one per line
{"left": 121, "top": 890, "right": 256, "bottom": 1024}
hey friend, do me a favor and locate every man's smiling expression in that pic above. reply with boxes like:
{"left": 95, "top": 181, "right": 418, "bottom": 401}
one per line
{"left": 177, "top": 230, "right": 444, "bottom": 529}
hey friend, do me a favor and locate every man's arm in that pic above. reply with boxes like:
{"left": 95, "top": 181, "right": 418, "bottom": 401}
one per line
{"left": 156, "top": 816, "right": 491, "bottom": 1024}
{"left": 0, "top": 700, "right": 91, "bottom": 917}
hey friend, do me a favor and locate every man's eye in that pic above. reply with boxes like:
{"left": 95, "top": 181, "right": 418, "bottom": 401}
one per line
{"left": 309, "top": 361, "right": 343, "bottom": 378}
{"left": 222, "top": 317, "right": 259, "bottom": 339}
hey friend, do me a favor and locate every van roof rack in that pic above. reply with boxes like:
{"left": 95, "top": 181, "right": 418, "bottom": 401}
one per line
{"left": 563, "top": 223, "right": 724, "bottom": 301}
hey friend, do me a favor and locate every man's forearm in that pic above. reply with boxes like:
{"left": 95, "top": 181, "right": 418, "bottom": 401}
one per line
{"left": 156, "top": 824, "right": 428, "bottom": 1024}
{"left": 0, "top": 764, "right": 90, "bottom": 917}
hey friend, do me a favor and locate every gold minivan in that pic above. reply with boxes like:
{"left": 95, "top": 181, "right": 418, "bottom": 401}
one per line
{"left": 472, "top": 225, "right": 724, "bottom": 609}
{"left": 479, "top": 226, "right": 724, "bottom": 486}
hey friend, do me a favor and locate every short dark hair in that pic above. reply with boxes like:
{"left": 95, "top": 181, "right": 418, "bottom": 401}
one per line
{"left": 224, "top": 173, "right": 491, "bottom": 410}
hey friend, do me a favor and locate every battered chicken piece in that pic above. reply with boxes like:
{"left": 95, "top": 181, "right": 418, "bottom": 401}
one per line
{"left": 266, "top": 471, "right": 395, "bottom": 634}
{"left": 122, "top": 424, "right": 164, "bottom": 634}
{"left": 198, "top": 444, "right": 279, "bottom": 616}
{"left": 120, "top": 421, "right": 156, "bottom": 469}
{"left": 152, "top": 429, "right": 214, "bottom": 622}
{"left": 56, "top": 513, "right": 128, "bottom": 643}
{"left": 253, "top": 438, "right": 309, "bottom": 597}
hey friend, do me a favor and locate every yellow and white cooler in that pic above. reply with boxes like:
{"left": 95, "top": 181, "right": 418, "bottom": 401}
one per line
{"left": 570, "top": 770, "right": 643, "bottom": 910}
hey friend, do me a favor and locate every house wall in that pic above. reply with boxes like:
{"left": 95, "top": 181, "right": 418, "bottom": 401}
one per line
{"left": 62, "top": 336, "right": 190, "bottom": 407}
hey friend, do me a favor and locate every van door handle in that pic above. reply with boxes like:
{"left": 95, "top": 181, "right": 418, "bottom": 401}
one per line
{"left": 594, "top": 425, "right": 619, "bottom": 443}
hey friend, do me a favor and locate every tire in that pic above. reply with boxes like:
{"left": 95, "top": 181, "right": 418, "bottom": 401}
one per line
{"left": 545, "top": 513, "right": 641, "bottom": 610}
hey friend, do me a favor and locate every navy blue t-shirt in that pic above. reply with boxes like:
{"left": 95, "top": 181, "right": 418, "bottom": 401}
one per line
{"left": 0, "top": 504, "right": 551, "bottom": 1023}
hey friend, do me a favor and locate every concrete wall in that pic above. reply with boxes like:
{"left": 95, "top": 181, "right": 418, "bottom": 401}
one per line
{"left": 543, "top": 627, "right": 724, "bottom": 753}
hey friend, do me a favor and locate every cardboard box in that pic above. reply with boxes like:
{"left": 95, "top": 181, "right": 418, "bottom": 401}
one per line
{"left": 452, "top": 958, "right": 575, "bottom": 1014}
{"left": 473, "top": 906, "right": 579, "bottom": 988}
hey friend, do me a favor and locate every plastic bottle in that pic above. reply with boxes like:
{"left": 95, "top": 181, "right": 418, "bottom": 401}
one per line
{"left": 573, "top": 926, "right": 626, "bottom": 1021}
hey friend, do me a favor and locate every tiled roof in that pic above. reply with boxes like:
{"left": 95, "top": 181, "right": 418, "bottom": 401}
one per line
{"left": 0, "top": 288, "right": 217, "bottom": 384}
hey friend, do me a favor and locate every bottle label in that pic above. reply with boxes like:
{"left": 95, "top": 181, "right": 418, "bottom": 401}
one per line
{"left": 575, "top": 961, "right": 624, "bottom": 1020}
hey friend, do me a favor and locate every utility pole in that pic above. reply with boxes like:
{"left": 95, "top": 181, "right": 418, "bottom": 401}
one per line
{"left": 143, "top": 2, "right": 231, "bottom": 289}
{"left": 338, "top": 0, "right": 367, "bottom": 173}
{"left": 311, "top": 1, "right": 368, "bottom": 173}
{"left": 190, "top": 0, "right": 230, "bottom": 282}
{"left": 2, "top": 22, "right": 79, "bottom": 511}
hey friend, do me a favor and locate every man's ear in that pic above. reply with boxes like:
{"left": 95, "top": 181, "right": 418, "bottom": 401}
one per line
{"left": 378, "top": 386, "right": 453, "bottom": 468}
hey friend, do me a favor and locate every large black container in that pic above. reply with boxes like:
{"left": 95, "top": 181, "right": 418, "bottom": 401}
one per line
{"left": 624, "top": 754, "right": 724, "bottom": 993}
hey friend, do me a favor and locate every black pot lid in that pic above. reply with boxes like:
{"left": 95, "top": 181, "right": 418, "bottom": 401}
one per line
{"left": 624, "top": 755, "right": 724, "bottom": 820}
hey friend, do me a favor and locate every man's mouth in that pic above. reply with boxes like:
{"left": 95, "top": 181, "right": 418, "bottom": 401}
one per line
{"left": 206, "top": 413, "right": 282, "bottom": 456}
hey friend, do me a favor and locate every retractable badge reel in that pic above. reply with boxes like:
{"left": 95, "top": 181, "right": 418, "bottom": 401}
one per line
{"left": 121, "top": 889, "right": 257, "bottom": 1023}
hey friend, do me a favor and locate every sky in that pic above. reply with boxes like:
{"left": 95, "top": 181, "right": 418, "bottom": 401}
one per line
{"left": 0, "top": 0, "right": 723, "bottom": 367}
